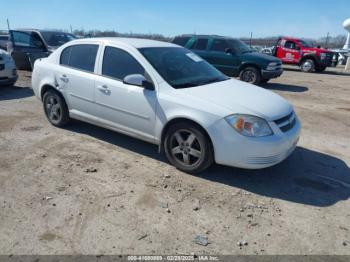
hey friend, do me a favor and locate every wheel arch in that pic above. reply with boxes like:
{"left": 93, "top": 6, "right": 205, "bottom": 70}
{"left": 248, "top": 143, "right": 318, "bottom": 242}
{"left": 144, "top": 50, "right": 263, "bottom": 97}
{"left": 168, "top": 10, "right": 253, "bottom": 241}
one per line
{"left": 239, "top": 63, "right": 261, "bottom": 72}
{"left": 159, "top": 117, "right": 215, "bottom": 156}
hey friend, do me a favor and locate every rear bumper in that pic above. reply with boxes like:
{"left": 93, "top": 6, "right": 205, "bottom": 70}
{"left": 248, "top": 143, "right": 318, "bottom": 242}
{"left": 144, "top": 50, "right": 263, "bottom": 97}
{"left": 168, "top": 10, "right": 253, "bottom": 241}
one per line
{"left": 261, "top": 68, "right": 283, "bottom": 79}
{"left": 0, "top": 62, "right": 18, "bottom": 86}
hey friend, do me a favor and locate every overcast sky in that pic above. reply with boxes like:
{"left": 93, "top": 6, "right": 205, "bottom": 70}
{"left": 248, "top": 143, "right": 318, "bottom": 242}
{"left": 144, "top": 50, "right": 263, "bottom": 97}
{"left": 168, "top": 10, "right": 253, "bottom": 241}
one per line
{"left": 2, "top": 0, "right": 350, "bottom": 38}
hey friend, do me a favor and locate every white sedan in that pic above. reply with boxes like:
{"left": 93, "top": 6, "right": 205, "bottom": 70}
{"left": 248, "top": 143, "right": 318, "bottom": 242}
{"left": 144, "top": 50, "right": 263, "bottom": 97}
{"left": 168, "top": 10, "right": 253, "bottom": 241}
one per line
{"left": 0, "top": 49, "right": 17, "bottom": 86}
{"left": 32, "top": 38, "right": 301, "bottom": 173}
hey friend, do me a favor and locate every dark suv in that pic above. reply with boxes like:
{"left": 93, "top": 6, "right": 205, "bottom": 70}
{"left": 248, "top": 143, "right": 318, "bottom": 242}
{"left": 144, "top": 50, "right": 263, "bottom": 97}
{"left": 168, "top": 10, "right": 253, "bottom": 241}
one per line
{"left": 8, "top": 29, "right": 77, "bottom": 70}
{"left": 172, "top": 35, "right": 283, "bottom": 85}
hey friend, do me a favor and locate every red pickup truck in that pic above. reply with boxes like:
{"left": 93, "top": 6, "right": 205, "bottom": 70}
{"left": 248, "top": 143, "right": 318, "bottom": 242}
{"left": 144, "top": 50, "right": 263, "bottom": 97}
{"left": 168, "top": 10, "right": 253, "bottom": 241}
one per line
{"left": 272, "top": 37, "right": 334, "bottom": 73}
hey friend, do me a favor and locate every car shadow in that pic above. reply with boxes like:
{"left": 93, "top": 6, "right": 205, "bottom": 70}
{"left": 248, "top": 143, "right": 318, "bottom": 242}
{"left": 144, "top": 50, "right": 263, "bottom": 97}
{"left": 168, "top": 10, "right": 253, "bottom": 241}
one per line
{"left": 262, "top": 83, "right": 309, "bottom": 92}
{"left": 283, "top": 66, "right": 350, "bottom": 76}
{"left": 65, "top": 120, "right": 350, "bottom": 207}
{"left": 0, "top": 85, "right": 34, "bottom": 101}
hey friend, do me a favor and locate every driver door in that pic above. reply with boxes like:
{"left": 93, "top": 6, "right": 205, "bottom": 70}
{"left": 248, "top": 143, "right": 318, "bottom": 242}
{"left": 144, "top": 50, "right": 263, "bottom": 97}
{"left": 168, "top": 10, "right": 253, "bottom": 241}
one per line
{"left": 280, "top": 40, "right": 300, "bottom": 64}
{"left": 9, "top": 30, "right": 49, "bottom": 70}
{"left": 94, "top": 46, "right": 157, "bottom": 141}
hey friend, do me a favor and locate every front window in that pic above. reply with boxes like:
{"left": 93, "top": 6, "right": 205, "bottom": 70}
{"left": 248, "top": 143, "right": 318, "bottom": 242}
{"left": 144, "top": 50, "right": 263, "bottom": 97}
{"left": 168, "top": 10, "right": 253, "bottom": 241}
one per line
{"left": 41, "top": 32, "right": 77, "bottom": 47}
{"left": 227, "top": 39, "right": 252, "bottom": 53}
{"left": 139, "top": 47, "right": 229, "bottom": 89}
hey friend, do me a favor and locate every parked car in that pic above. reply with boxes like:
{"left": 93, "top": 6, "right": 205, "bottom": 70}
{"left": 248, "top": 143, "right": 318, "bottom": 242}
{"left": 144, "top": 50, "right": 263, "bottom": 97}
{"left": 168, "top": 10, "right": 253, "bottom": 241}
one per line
{"left": 32, "top": 38, "right": 300, "bottom": 173}
{"left": 272, "top": 37, "right": 335, "bottom": 72}
{"left": 0, "top": 49, "right": 18, "bottom": 86}
{"left": 0, "top": 35, "right": 9, "bottom": 50}
{"left": 172, "top": 35, "right": 283, "bottom": 85}
{"left": 7, "top": 29, "right": 77, "bottom": 70}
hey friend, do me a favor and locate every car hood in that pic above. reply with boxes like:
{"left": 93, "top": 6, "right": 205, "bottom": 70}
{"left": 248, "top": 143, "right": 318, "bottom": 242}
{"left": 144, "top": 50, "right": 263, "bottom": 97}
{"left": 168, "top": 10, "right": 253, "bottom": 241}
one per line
{"left": 302, "top": 47, "right": 332, "bottom": 54}
{"left": 241, "top": 51, "right": 281, "bottom": 64}
{"left": 177, "top": 79, "right": 293, "bottom": 121}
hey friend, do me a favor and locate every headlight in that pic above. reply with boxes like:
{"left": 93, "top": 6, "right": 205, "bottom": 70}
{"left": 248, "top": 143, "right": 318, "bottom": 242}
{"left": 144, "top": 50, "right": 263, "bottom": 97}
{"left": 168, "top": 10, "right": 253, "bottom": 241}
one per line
{"left": 225, "top": 114, "right": 273, "bottom": 137}
{"left": 266, "top": 62, "right": 278, "bottom": 71}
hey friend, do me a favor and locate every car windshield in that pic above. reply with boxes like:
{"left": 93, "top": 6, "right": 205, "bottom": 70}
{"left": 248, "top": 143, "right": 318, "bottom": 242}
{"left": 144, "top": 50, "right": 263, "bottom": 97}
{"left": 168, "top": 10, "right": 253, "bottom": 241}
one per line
{"left": 228, "top": 39, "right": 253, "bottom": 53}
{"left": 139, "top": 47, "right": 229, "bottom": 89}
{"left": 41, "top": 32, "right": 77, "bottom": 47}
{"left": 299, "top": 39, "right": 313, "bottom": 48}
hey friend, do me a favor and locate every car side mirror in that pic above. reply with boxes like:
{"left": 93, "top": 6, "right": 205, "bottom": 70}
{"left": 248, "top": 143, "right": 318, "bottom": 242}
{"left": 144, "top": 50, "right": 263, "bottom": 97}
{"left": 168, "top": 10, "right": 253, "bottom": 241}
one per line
{"left": 123, "top": 74, "right": 154, "bottom": 90}
{"left": 225, "top": 48, "right": 234, "bottom": 54}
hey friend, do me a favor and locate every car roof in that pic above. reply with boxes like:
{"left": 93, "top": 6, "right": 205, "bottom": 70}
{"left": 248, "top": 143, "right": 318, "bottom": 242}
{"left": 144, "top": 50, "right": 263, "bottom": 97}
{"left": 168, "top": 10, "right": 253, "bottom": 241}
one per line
{"left": 13, "top": 29, "right": 74, "bottom": 34}
{"left": 72, "top": 37, "right": 178, "bottom": 48}
{"left": 175, "top": 34, "right": 236, "bottom": 40}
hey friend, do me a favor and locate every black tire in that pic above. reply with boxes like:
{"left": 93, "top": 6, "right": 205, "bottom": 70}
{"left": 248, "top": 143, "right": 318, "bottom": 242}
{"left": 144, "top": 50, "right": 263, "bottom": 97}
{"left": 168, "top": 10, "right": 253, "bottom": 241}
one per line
{"left": 260, "top": 79, "right": 270, "bottom": 84}
{"left": 164, "top": 122, "right": 213, "bottom": 173}
{"left": 43, "top": 89, "right": 70, "bottom": 127}
{"left": 300, "top": 59, "right": 315, "bottom": 73}
{"left": 239, "top": 67, "right": 261, "bottom": 85}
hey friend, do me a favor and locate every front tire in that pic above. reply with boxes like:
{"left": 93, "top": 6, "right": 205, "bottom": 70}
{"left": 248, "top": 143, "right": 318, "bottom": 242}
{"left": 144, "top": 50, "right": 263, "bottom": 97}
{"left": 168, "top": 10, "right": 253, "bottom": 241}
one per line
{"left": 300, "top": 59, "right": 315, "bottom": 73}
{"left": 164, "top": 122, "right": 213, "bottom": 173}
{"left": 43, "top": 90, "right": 70, "bottom": 127}
{"left": 239, "top": 67, "right": 261, "bottom": 85}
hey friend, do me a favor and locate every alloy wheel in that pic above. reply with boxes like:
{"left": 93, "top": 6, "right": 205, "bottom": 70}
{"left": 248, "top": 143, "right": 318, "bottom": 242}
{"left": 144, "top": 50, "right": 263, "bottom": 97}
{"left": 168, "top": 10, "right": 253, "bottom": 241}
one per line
{"left": 169, "top": 129, "right": 203, "bottom": 167}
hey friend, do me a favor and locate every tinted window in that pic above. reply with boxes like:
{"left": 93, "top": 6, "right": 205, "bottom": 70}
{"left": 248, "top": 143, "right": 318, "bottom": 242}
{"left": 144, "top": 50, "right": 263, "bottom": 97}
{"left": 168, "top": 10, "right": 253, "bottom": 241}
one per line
{"left": 11, "top": 31, "right": 44, "bottom": 48}
{"left": 0, "top": 36, "right": 8, "bottom": 41}
{"left": 60, "top": 46, "right": 72, "bottom": 66}
{"left": 173, "top": 37, "right": 190, "bottom": 47}
{"left": 102, "top": 47, "right": 145, "bottom": 80}
{"left": 193, "top": 38, "right": 208, "bottom": 50}
{"left": 61, "top": 45, "right": 98, "bottom": 72}
{"left": 210, "top": 39, "right": 228, "bottom": 52}
{"left": 41, "top": 32, "right": 77, "bottom": 47}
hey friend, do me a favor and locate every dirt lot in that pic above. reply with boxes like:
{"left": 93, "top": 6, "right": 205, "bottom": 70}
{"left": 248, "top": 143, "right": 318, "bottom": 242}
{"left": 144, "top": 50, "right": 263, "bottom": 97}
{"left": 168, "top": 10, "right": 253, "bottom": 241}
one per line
{"left": 0, "top": 66, "right": 350, "bottom": 255}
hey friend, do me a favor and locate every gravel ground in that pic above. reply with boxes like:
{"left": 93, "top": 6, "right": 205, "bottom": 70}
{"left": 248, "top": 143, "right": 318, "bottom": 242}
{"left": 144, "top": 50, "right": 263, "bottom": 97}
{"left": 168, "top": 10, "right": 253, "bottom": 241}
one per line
{"left": 0, "top": 66, "right": 349, "bottom": 255}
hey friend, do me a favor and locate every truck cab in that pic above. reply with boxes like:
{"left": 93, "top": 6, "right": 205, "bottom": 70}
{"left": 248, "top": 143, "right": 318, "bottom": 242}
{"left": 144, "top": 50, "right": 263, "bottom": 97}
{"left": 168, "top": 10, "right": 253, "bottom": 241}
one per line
{"left": 273, "top": 37, "right": 334, "bottom": 73}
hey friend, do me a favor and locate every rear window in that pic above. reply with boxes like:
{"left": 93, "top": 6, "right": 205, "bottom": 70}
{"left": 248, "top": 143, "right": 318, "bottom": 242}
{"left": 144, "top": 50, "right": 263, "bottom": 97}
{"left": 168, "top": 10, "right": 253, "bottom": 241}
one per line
{"left": 173, "top": 37, "right": 190, "bottom": 47}
{"left": 60, "top": 44, "right": 98, "bottom": 72}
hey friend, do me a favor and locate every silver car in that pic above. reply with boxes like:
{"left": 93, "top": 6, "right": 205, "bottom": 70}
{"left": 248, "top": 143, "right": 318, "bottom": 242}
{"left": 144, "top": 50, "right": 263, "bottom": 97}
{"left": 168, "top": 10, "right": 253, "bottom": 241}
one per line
{"left": 0, "top": 49, "right": 17, "bottom": 86}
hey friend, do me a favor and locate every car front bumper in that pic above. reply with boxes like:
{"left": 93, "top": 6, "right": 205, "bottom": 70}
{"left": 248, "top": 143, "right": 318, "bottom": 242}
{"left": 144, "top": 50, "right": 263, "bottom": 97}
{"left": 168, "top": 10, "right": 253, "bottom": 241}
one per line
{"left": 261, "top": 68, "right": 283, "bottom": 79}
{"left": 207, "top": 115, "right": 301, "bottom": 169}
{"left": 0, "top": 61, "right": 18, "bottom": 86}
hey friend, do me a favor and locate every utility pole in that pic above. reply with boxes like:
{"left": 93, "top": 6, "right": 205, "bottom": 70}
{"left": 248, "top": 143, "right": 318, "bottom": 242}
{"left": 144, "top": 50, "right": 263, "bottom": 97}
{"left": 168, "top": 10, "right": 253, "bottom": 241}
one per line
{"left": 250, "top": 32, "right": 253, "bottom": 47}
{"left": 325, "top": 32, "right": 329, "bottom": 49}
{"left": 6, "top": 18, "right": 10, "bottom": 31}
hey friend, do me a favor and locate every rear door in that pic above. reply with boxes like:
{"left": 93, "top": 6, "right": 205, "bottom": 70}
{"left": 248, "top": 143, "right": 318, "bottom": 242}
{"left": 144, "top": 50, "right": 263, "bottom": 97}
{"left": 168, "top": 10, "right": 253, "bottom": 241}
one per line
{"left": 56, "top": 44, "right": 100, "bottom": 117}
{"left": 9, "top": 30, "right": 49, "bottom": 70}
{"left": 189, "top": 37, "right": 209, "bottom": 60}
{"left": 206, "top": 38, "right": 238, "bottom": 76}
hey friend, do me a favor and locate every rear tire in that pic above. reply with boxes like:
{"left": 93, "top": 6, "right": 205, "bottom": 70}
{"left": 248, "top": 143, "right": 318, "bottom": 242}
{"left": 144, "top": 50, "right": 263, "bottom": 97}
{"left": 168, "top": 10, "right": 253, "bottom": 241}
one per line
{"left": 43, "top": 90, "right": 70, "bottom": 127}
{"left": 164, "top": 122, "right": 213, "bottom": 173}
{"left": 300, "top": 59, "right": 315, "bottom": 73}
{"left": 239, "top": 67, "right": 261, "bottom": 85}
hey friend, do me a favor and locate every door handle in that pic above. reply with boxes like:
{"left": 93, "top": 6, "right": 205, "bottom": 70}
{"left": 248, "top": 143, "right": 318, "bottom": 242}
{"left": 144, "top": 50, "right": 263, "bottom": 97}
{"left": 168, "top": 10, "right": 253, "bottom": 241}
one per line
{"left": 97, "top": 85, "right": 109, "bottom": 91}
{"left": 60, "top": 74, "right": 69, "bottom": 82}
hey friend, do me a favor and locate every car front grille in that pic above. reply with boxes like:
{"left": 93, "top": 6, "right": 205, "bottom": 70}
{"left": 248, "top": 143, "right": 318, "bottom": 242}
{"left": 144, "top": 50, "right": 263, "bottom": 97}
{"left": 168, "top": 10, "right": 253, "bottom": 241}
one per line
{"left": 274, "top": 111, "right": 296, "bottom": 133}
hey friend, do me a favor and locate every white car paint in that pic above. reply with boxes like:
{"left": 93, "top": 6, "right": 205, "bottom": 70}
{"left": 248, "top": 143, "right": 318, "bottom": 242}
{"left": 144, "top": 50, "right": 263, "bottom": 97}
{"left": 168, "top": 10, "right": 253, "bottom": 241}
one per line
{"left": 0, "top": 49, "right": 17, "bottom": 86}
{"left": 32, "top": 38, "right": 301, "bottom": 169}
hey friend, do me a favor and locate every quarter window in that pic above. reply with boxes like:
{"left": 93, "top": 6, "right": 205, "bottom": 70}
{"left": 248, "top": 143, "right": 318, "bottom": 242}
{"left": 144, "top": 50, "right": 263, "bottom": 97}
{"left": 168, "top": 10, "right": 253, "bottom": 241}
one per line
{"left": 60, "top": 44, "right": 98, "bottom": 72}
{"left": 102, "top": 47, "right": 145, "bottom": 80}
{"left": 210, "top": 39, "right": 228, "bottom": 52}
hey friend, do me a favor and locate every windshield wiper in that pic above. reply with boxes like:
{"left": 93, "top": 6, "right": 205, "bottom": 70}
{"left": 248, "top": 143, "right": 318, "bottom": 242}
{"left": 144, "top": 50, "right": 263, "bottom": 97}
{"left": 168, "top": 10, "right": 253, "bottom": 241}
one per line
{"left": 173, "top": 82, "right": 200, "bottom": 89}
